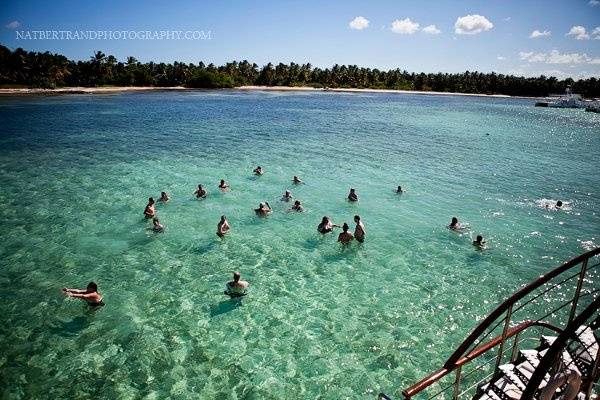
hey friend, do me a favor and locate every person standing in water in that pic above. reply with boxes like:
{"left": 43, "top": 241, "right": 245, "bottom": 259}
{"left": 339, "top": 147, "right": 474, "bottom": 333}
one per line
{"left": 253, "top": 166, "right": 264, "bottom": 175}
{"left": 159, "top": 191, "right": 170, "bottom": 202}
{"left": 144, "top": 197, "right": 155, "bottom": 219}
{"left": 448, "top": 217, "right": 466, "bottom": 231}
{"left": 292, "top": 176, "right": 303, "bottom": 184}
{"left": 255, "top": 202, "right": 273, "bottom": 216}
{"left": 317, "top": 216, "right": 339, "bottom": 234}
{"left": 62, "top": 282, "right": 104, "bottom": 307}
{"left": 473, "top": 235, "right": 486, "bottom": 249}
{"left": 217, "top": 215, "right": 230, "bottom": 237}
{"left": 347, "top": 188, "right": 358, "bottom": 202}
{"left": 289, "top": 200, "right": 304, "bottom": 212}
{"left": 219, "top": 179, "right": 230, "bottom": 191}
{"left": 281, "top": 190, "right": 293, "bottom": 202}
{"left": 354, "top": 215, "right": 366, "bottom": 243}
{"left": 225, "top": 272, "right": 249, "bottom": 297}
{"left": 152, "top": 217, "right": 164, "bottom": 232}
{"left": 396, "top": 186, "right": 404, "bottom": 193}
{"left": 194, "top": 184, "right": 207, "bottom": 198}
{"left": 556, "top": 200, "right": 563, "bottom": 209}
{"left": 338, "top": 223, "right": 354, "bottom": 243}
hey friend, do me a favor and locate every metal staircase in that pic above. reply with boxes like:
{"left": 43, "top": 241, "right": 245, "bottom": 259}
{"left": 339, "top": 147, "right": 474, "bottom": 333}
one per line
{"left": 379, "top": 248, "right": 600, "bottom": 400}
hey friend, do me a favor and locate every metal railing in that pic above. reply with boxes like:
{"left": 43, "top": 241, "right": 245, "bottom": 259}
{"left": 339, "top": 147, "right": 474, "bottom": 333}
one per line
{"left": 398, "top": 247, "right": 600, "bottom": 400}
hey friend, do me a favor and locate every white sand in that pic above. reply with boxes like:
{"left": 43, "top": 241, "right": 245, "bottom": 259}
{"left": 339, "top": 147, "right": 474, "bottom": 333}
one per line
{"left": 0, "top": 85, "right": 529, "bottom": 99}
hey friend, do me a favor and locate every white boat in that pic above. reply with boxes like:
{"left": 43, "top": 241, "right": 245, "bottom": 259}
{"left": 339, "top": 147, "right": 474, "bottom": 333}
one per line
{"left": 535, "top": 87, "right": 585, "bottom": 108}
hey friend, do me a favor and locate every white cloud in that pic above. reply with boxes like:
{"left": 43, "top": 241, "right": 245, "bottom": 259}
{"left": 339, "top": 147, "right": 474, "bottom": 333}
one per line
{"left": 592, "top": 27, "right": 600, "bottom": 39}
{"left": 530, "top": 30, "right": 551, "bottom": 38}
{"left": 497, "top": 56, "right": 506, "bottom": 60}
{"left": 422, "top": 25, "right": 441, "bottom": 35}
{"left": 349, "top": 16, "right": 369, "bottom": 30}
{"left": 5, "top": 20, "right": 20, "bottom": 29}
{"left": 503, "top": 17, "right": 511, "bottom": 22}
{"left": 566, "top": 25, "right": 590, "bottom": 40}
{"left": 519, "top": 50, "right": 599, "bottom": 64}
{"left": 590, "top": 0, "right": 599, "bottom": 6}
{"left": 454, "top": 14, "right": 493, "bottom": 35}
{"left": 391, "top": 18, "right": 420, "bottom": 34}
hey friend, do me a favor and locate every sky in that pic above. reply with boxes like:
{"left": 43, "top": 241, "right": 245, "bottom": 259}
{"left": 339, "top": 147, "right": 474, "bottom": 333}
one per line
{"left": 1, "top": 0, "right": 599, "bottom": 79}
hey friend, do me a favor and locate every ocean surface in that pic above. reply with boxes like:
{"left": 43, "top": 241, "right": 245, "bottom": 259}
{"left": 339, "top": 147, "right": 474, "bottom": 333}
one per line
{"left": 0, "top": 90, "right": 598, "bottom": 399}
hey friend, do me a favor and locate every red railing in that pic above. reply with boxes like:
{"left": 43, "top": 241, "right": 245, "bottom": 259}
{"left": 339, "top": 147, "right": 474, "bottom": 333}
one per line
{"left": 399, "top": 247, "right": 600, "bottom": 400}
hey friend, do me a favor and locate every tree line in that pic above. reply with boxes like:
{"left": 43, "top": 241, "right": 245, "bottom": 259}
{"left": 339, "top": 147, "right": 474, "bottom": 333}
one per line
{"left": 1, "top": 45, "right": 599, "bottom": 98}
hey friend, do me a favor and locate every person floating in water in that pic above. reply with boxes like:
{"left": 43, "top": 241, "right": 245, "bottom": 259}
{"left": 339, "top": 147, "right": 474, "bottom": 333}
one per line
{"left": 289, "top": 200, "right": 304, "bottom": 212}
{"left": 144, "top": 197, "right": 155, "bottom": 219}
{"left": 338, "top": 223, "right": 354, "bottom": 243}
{"left": 396, "top": 186, "right": 404, "bottom": 193}
{"left": 253, "top": 166, "right": 264, "bottom": 175}
{"left": 255, "top": 202, "right": 272, "bottom": 216}
{"left": 217, "top": 215, "right": 230, "bottom": 237}
{"left": 194, "top": 184, "right": 207, "bottom": 198}
{"left": 317, "top": 216, "right": 340, "bottom": 234}
{"left": 354, "top": 215, "right": 366, "bottom": 243}
{"left": 152, "top": 217, "right": 164, "bottom": 232}
{"left": 556, "top": 200, "right": 563, "bottom": 209}
{"left": 292, "top": 176, "right": 303, "bottom": 184}
{"left": 347, "top": 188, "right": 358, "bottom": 202}
{"left": 281, "top": 190, "right": 293, "bottom": 202}
{"left": 159, "top": 191, "right": 170, "bottom": 203}
{"left": 473, "top": 235, "right": 486, "bottom": 249}
{"left": 62, "top": 282, "right": 104, "bottom": 307}
{"left": 448, "top": 217, "right": 467, "bottom": 231}
{"left": 224, "top": 272, "right": 249, "bottom": 297}
{"left": 219, "top": 179, "right": 230, "bottom": 191}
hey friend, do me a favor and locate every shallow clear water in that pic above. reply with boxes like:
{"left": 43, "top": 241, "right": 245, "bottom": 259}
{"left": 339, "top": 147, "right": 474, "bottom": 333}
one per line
{"left": 0, "top": 91, "right": 598, "bottom": 399}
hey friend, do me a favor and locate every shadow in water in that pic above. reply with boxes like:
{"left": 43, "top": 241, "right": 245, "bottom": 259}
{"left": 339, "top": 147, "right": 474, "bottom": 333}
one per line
{"left": 49, "top": 316, "right": 91, "bottom": 337}
{"left": 210, "top": 298, "right": 243, "bottom": 318}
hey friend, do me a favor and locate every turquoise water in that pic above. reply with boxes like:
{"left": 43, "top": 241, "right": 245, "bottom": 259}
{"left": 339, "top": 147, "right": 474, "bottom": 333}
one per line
{"left": 0, "top": 91, "right": 598, "bottom": 399}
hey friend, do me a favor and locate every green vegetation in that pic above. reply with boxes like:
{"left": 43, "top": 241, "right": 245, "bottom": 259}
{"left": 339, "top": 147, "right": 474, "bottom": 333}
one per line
{"left": 1, "top": 44, "right": 599, "bottom": 97}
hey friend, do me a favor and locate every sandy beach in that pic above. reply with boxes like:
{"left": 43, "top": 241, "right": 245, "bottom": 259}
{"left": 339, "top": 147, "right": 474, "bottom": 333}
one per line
{"left": 0, "top": 85, "right": 527, "bottom": 99}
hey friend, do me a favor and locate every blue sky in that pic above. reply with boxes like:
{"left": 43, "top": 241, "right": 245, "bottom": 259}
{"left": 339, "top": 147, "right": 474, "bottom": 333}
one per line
{"left": 1, "top": 0, "right": 599, "bottom": 79}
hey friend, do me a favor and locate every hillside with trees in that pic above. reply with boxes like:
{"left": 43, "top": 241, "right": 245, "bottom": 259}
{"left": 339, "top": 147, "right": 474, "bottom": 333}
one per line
{"left": 1, "top": 45, "right": 599, "bottom": 97}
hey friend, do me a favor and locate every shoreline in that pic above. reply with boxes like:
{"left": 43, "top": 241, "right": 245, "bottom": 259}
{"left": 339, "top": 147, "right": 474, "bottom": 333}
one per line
{"left": 0, "top": 85, "right": 538, "bottom": 99}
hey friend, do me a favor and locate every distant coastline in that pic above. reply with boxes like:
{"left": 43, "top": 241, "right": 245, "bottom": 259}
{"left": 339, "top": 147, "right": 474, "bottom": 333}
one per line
{"left": 0, "top": 85, "right": 537, "bottom": 99}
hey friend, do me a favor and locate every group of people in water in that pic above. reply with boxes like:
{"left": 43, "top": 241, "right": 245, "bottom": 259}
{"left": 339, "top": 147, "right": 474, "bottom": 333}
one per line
{"left": 69, "top": 165, "right": 565, "bottom": 307}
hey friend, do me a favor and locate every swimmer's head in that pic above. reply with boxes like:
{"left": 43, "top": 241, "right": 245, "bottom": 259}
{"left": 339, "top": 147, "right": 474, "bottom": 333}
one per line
{"left": 259, "top": 202, "right": 265, "bottom": 208}
{"left": 221, "top": 215, "right": 226, "bottom": 221}
{"left": 556, "top": 200, "right": 563, "bottom": 207}
{"left": 220, "top": 179, "right": 225, "bottom": 184}
{"left": 153, "top": 217, "right": 160, "bottom": 224}
{"left": 354, "top": 215, "right": 360, "bottom": 222}
{"left": 86, "top": 282, "right": 98, "bottom": 293}
{"left": 198, "top": 184, "right": 202, "bottom": 188}
{"left": 321, "top": 216, "right": 329, "bottom": 224}
{"left": 397, "top": 186, "right": 402, "bottom": 191}
{"left": 350, "top": 188, "right": 355, "bottom": 193}
{"left": 294, "top": 200, "right": 301, "bottom": 205}
{"left": 293, "top": 175, "right": 298, "bottom": 180}
{"left": 476, "top": 235, "right": 483, "bottom": 243}
{"left": 451, "top": 217, "right": 458, "bottom": 225}
{"left": 148, "top": 197, "right": 154, "bottom": 204}
{"left": 342, "top": 223, "right": 349, "bottom": 232}
{"left": 233, "top": 271, "right": 241, "bottom": 282}
{"left": 285, "top": 190, "right": 291, "bottom": 196}
{"left": 257, "top": 166, "right": 261, "bottom": 169}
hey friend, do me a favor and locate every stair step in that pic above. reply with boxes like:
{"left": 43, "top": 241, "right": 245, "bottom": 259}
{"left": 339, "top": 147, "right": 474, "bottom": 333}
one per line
{"left": 573, "top": 326, "right": 598, "bottom": 364}
{"left": 479, "top": 383, "right": 507, "bottom": 400}
{"left": 499, "top": 364, "right": 527, "bottom": 390}
{"left": 489, "top": 376, "right": 522, "bottom": 400}
{"left": 541, "top": 335, "right": 557, "bottom": 348}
